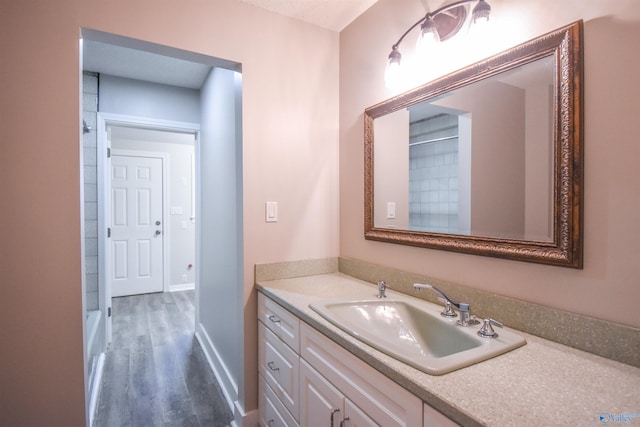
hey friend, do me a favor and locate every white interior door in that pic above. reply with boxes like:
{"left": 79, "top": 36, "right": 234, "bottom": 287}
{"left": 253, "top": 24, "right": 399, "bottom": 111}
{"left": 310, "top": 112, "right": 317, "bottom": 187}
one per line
{"left": 110, "top": 154, "right": 164, "bottom": 296}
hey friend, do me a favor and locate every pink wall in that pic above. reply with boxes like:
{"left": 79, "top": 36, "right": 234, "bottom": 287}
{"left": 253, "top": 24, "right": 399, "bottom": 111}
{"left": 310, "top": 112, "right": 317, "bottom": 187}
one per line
{"left": 340, "top": 0, "right": 640, "bottom": 329}
{"left": 373, "top": 109, "right": 410, "bottom": 229}
{"left": 0, "top": 0, "right": 339, "bottom": 424}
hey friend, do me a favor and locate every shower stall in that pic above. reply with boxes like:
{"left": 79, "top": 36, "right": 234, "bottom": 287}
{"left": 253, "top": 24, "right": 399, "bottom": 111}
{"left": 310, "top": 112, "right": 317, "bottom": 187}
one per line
{"left": 82, "top": 71, "right": 106, "bottom": 423}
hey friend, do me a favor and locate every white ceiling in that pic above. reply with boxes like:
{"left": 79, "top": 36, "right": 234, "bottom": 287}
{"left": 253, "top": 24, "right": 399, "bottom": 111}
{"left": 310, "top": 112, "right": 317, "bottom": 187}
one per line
{"left": 83, "top": 0, "right": 378, "bottom": 89}
{"left": 83, "top": 39, "right": 213, "bottom": 89}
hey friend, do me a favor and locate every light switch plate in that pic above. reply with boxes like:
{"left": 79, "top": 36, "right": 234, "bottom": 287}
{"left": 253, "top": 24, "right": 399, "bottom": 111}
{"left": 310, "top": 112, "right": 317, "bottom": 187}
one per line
{"left": 387, "top": 202, "right": 396, "bottom": 219}
{"left": 265, "top": 201, "right": 278, "bottom": 222}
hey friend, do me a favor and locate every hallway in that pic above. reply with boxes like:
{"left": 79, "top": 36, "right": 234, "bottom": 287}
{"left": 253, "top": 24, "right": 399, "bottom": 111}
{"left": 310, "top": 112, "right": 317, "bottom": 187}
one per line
{"left": 93, "top": 291, "right": 233, "bottom": 426}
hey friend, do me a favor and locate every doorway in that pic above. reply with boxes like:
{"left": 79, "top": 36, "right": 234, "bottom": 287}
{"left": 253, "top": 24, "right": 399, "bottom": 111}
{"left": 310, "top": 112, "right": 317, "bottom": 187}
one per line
{"left": 109, "top": 127, "right": 198, "bottom": 299}
{"left": 98, "top": 116, "right": 199, "bottom": 342}
{"left": 81, "top": 28, "right": 244, "bottom": 426}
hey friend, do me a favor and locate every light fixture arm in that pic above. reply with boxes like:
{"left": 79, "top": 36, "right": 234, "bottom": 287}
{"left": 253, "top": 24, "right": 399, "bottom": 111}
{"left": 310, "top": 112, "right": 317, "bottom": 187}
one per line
{"left": 390, "top": 13, "right": 434, "bottom": 51}
{"left": 388, "top": 0, "right": 488, "bottom": 51}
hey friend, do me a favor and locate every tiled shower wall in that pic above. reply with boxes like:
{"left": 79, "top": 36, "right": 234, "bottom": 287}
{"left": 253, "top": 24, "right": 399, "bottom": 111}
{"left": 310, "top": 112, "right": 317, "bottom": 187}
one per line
{"left": 409, "top": 113, "right": 459, "bottom": 234}
{"left": 83, "top": 72, "right": 99, "bottom": 310}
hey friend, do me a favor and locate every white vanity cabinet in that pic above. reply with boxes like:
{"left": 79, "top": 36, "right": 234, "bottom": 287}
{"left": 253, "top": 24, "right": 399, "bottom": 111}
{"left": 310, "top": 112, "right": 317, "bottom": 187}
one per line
{"left": 258, "top": 292, "right": 458, "bottom": 427}
{"left": 300, "top": 322, "right": 422, "bottom": 427}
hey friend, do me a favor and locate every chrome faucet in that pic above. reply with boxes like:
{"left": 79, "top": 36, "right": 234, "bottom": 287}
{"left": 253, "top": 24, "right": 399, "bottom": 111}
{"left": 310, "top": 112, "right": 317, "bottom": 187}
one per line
{"left": 413, "top": 283, "right": 479, "bottom": 326}
{"left": 377, "top": 280, "right": 387, "bottom": 298}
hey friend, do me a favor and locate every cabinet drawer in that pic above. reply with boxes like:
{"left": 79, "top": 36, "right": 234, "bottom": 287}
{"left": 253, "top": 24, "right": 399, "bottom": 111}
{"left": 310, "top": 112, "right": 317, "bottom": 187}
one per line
{"left": 300, "top": 322, "right": 422, "bottom": 427}
{"left": 258, "top": 292, "right": 300, "bottom": 352}
{"left": 259, "top": 374, "right": 299, "bottom": 427}
{"left": 259, "top": 322, "right": 300, "bottom": 420}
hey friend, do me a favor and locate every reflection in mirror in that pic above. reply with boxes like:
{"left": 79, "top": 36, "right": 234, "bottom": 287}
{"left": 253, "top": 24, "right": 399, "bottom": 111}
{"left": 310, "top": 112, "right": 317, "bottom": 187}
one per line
{"left": 374, "top": 56, "right": 554, "bottom": 242}
{"left": 365, "top": 21, "right": 583, "bottom": 268}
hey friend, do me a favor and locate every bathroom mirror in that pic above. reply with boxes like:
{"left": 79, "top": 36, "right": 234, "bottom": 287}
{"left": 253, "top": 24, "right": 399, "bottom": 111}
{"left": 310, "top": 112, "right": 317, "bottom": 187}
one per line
{"left": 364, "top": 21, "right": 583, "bottom": 267}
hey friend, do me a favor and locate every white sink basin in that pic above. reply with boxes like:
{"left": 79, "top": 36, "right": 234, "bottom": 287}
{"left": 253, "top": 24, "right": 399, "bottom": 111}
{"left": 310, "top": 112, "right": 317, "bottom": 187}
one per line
{"left": 310, "top": 296, "right": 526, "bottom": 375}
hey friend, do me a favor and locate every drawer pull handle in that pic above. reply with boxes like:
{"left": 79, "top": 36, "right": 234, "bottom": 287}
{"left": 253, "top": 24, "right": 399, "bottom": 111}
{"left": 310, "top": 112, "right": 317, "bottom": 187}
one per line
{"left": 267, "top": 420, "right": 275, "bottom": 427}
{"left": 267, "top": 361, "right": 279, "bottom": 371}
{"left": 330, "top": 408, "right": 340, "bottom": 427}
{"left": 268, "top": 315, "right": 281, "bottom": 323}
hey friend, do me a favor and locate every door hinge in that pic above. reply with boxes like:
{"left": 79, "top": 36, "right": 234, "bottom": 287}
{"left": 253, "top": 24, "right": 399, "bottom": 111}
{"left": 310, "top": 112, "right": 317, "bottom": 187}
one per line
{"left": 107, "top": 227, "right": 111, "bottom": 238}
{"left": 107, "top": 147, "right": 111, "bottom": 158}
{"left": 108, "top": 307, "right": 112, "bottom": 317}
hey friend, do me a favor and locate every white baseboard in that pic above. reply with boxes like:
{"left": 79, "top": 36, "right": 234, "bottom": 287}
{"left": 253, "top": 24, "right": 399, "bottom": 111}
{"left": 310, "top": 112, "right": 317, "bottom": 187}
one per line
{"left": 169, "top": 282, "right": 195, "bottom": 292}
{"left": 195, "top": 324, "right": 238, "bottom": 415}
{"left": 195, "top": 324, "right": 258, "bottom": 426}
{"left": 89, "top": 352, "right": 105, "bottom": 426}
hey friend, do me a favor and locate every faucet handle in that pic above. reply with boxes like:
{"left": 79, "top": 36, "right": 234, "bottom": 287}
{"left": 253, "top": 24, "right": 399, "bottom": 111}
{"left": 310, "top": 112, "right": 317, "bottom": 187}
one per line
{"left": 478, "top": 318, "right": 503, "bottom": 338}
{"left": 377, "top": 280, "right": 387, "bottom": 298}
{"left": 441, "top": 300, "right": 457, "bottom": 318}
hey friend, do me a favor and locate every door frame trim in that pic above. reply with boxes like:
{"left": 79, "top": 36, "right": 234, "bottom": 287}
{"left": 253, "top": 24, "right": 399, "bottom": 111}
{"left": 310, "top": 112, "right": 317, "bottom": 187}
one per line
{"left": 97, "top": 112, "right": 200, "bottom": 345}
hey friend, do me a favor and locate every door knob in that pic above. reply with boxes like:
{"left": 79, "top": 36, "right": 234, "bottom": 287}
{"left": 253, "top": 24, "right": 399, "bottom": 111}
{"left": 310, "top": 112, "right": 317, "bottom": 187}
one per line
{"left": 155, "top": 230, "right": 161, "bottom": 236}
{"left": 155, "top": 220, "right": 161, "bottom": 226}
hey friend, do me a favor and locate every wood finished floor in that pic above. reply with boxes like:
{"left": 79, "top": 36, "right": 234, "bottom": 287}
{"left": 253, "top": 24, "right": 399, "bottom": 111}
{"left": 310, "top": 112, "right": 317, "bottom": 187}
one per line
{"left": 93, "top": 290, "right": 233, "bottom": 427}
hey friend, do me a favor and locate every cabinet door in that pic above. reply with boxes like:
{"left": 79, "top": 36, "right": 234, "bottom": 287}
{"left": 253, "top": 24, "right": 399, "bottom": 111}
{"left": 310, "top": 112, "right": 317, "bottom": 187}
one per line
{"left": 344, "top": 399, "right": 378, "bottom": 427}
{"left": 423, "top": 403, "right": 460, "bottom": 427}
{"left": 301, "top": 323, "right": 422, "bottom": 427}
{"left": 300, "top": 359, "right": 344, "bottom": 427}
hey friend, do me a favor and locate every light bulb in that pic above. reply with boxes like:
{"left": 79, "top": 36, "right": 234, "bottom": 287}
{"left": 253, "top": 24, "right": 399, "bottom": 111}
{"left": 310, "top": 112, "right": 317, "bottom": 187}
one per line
{"left": 416, "top": 16, "right": 440, "bottom": 59}
{"left": 384, "top": 48, "right": 402, "bottom": 89}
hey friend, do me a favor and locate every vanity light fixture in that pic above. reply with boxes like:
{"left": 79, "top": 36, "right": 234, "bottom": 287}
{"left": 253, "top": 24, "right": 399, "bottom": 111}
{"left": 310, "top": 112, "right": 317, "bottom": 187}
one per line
{"left": 384, "top": 0, "right": 492, "bottom": 88}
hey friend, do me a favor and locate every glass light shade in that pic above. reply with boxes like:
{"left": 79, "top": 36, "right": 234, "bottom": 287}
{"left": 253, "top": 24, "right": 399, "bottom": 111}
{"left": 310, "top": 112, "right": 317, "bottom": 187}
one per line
{"left": 384, "top": 59, "right": 402, "bottom": 89}
{"left": 416, "top": 16, "right": 440, "bottom": 58}
{"left": 384, "top": 49, "right": 402, "bottom": 89}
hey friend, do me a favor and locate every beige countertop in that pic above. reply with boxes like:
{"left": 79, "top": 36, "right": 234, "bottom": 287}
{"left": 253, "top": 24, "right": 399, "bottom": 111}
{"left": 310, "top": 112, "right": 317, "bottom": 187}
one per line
{"left": 257, "top": 273, "right": 640, "bottom": 427}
